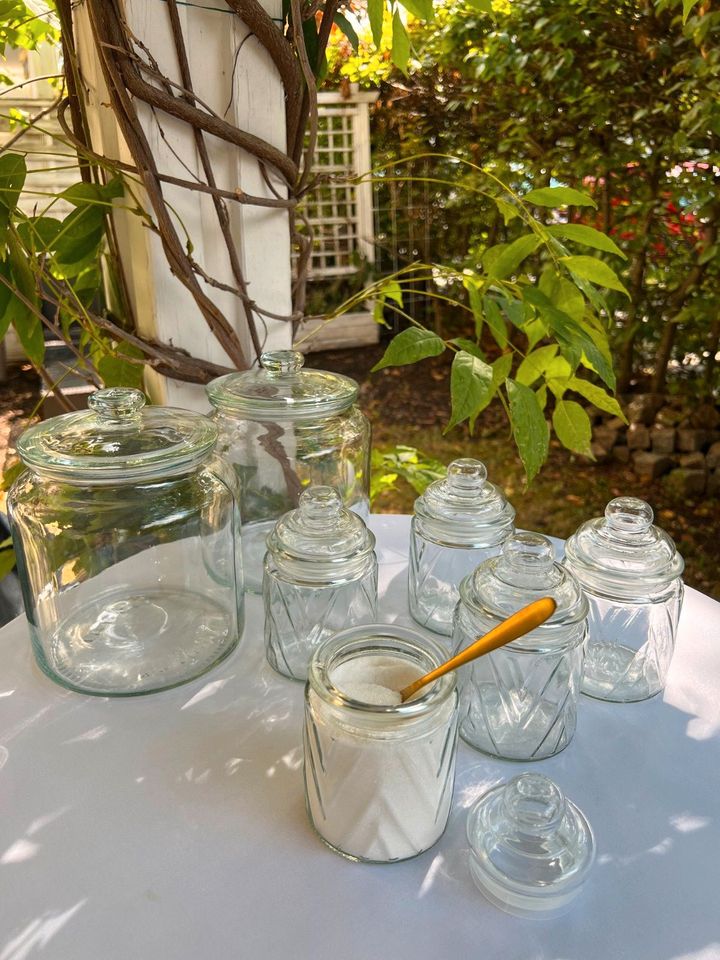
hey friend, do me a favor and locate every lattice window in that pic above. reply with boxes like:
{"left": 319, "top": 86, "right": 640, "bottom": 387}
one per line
{"left": 298, "top": 90, "right": 376, "bottom": 280}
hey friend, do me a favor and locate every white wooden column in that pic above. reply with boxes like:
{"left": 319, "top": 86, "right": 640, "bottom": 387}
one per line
{"left": 73, "top": 0, "right": 293, "bottom": 410}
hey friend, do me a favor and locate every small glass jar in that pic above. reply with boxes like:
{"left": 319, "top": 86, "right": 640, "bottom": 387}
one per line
{"left": 8, "top": 388, "right": 243, "bottom": 696}
{"left": 304, "top": 624, "right": 459, "bottom": 863}
{"left": 564, "top": 497, "right": 684, "bottom": 702}
{"left": 263, "top": 485, "right": 377, "bottom": 681}
{"left": 452, "top": 533, "right": 588, "bottom": 761}
{"left": 409, "top": 458, "right": 515, "bottom": 638}
{"left": 207, "top": 350, "right": 371, "bottom": 593}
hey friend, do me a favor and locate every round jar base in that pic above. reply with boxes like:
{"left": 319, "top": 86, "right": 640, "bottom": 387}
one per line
{"left": 307, "top": 807, "right": 448, "bottom": 865}
{"left": 581, "top": 640, "right": 665, "bottom": 702}
{"left": 33, "top": 586, "right": 240, "bottom": 696}
{"left": 459, "top": 726, "right": 575, "bottom": 763}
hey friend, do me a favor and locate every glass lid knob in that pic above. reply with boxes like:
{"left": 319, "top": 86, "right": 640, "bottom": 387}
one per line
{"left": 502, "top": 774, "right": 566, "bottom": 837}
{"left": 605, "top": 496, "right": 654, "bottom": 535}
{"left": 260, "top": 350, "right": 305, "bottom": 376}
{"left": 503, "top": 532, "right": 555, "bottom": 573}
{"left": 446, "top": 458, "right": 488, "bottom": 494}
{"left": 88, "top": 388, "right": 146, "bottom": 422}
{"left": 298, "top": 485, "right": 343, "bottom": 525}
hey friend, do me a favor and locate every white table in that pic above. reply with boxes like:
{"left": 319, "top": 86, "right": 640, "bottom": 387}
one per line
{"left": 1, "top": 515, "right": 719, "bottom": 960}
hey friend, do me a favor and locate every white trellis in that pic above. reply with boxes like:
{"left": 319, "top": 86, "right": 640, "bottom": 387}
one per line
{"left": 293, "top": 86, "right": 380, "bottom": 353}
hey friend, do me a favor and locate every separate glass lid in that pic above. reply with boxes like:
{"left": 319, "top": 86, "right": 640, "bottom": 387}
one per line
{"left": 467, "top": 773, "right": 595, "bottom": 917}
{"left": 206, "top": 350, "right": 359, "bottom": 419}
{"left": 564, "top": 497, "right": 684, "bottom": 597}
{"left": 414, "top": 458, "right": 515, "bottom": 545}
{"left": 461, "top": 532, "right": 587, "bottom": 638}
{"left": 17, "top": 388, "right": 218, "bottom": 482}
{"left": 266, "top": 485, "right": 375, "bottom": 581}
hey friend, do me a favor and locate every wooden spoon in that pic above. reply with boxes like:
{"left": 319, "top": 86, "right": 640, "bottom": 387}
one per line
{"left": 399, "top": 596, "right": 557, "bottom": 702}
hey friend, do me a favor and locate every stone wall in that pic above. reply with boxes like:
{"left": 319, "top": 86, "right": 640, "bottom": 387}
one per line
{"left": 589, "top": 394, "right": 720, "bottom": 498}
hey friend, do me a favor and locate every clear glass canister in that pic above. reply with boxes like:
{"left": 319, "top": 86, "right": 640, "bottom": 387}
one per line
{"left": 8, "top": 388, "right": 243, "bottom": 696}
{"left": 263, "top": 485, "right": 377, "bottom": 681}
{"left": 304, "top": 624, "right": 459, "bottom": 863}
{"left": 452, "top": 533, "right": 588, "bottom": 761}
{"left": 409, "top": 458, "right": 515, "bottom": 638}
{"left": 207, "top": 350, "right": 371, "bottom": 593}
{"left": 564, "top": 497, "right": 684, "bottom": 702}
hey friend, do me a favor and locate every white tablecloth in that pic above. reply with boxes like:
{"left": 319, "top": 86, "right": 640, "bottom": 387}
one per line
{"left": 1, "top": 515, "right": 719, "bottom": 960}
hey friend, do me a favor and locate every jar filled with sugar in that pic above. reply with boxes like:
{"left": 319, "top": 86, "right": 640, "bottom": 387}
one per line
{"left": 408, "top": 458, "right": 515, "bottom": 639}
{"left": 303, "top": 624, "right": 459, "bottom": 863}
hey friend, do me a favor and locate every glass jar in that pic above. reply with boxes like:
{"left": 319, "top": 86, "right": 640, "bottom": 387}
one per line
{"left": 409, "top": 458, "right": 515, "bottom": 638}
{"left": 304, "top": 624, "right": 459, "bottom": 863}
{"left": 8, "top": 388, "right": 243, "bottom": 696}
{"left": 207, "top": 350, "right": 371, "bottom": 593}
{"left": 264, "top": 485, "right": 377, "bottom": 681}
{"left": 452, "top": 533, "right": 588, "bottom": 761}
{"left": 564, "top": 497, "right": 684, "bottom": 702}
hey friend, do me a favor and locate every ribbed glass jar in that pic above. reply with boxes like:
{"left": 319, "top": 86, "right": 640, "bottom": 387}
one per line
{"left": 263, "top": 486, "right": 377, "bottom": 681}
{"left": 8, "top": 388, "right": 243, "bottom": 696}
{"left": 408, "top": 458, "right": 515, "bottom": 639}
{"left": 564, "top": 497, "right": 684, "bottom": 702}
{"left": 207, "top": 351, "right": 371, "bottom": 593}
{"left": 452, "top": 533, "right": 588, "bottom": 761}
{"left": 304, "top": 624, "right": 458, "bottom": 863}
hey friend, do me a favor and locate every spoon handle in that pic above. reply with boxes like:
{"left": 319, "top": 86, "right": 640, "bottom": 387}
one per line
{"left": 399, "top": 596, "right": 557, "bottom": 702}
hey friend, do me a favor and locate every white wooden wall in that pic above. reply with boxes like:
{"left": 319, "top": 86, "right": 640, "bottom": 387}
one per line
{"left": 72, "top": 0, "right": 293, "bottom": 410}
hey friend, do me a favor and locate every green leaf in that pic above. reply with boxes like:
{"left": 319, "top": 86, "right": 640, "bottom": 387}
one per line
{"left": 536, "top": 384, "right": 548, "bottom": 410}
{"left": 552, "top": 399, "right": 593, "bottom": 456}
{"left": 562, "top": 255, "right": 629, "bottom": 296}
{"left": 484, "top": 233, "right": 541, "bottom": 279}
{"left": 450, "top": 337, "right": 485, "bottom": 360}
{"left": 54, "top": 205, "right": 105, "bottom": 267}
{"left": 683, "top": 0, "right": 700, "bottom": 22}
{"left": 546, "top": 224, "right": 626, "bottom": 260}
{"left": 398, "top": 0, "right": 434, "bottom": 19}
{"left": 482, "top": 294, "right": 508, "bottom": 348}
{"left": 16, "top": 216, "right": 61, "bottom": 252}
{"left": 522, "top": 317, "right": 548, "bottom": 351}
{"left": 333, "top": 12, "right": 359, "bottom": 52}
{"left": 0, "top": 153, "right": 26, "bottom": 241}
{"left": 97, "top": 351, "right": 144, "bottom": 390}
{"left": 1, "top": 459, "right": 25, "bottom": 492}
{"left": 371, "top": 327, "right": 445, "bottom": 371}
{"left": 492, "top": 353, "right": 513, "bottom": 387}
{"left": 494, "top": 197, "right": 518, "bottom": 225}
{"left": 565, "top": 376, "right": 627, "bottom": 421}
{"left": 516, "top": 344, "right": 559, "bottom": 386}
{"left": 539, "top": 269, "right": 585, "bottom": 322}
{"left": 368, "top": 0, "right": 384, "bottom": 47}
{"left": 391, "top": 10, "right": 411, "bottom": 74}
{"left": 446, "top": 350, "right": 494, "bottom": 431}
{"left": 382, "top": 279, "right": 403, "bottom": 306}
{"left": 507, "top": 379, "right": 549, "bottom": 482}
{"left": 524, "top": 186, "right": 597, "bottom": 209}
{"left": 60, "top": 178, "right": 124, "bottom": 208}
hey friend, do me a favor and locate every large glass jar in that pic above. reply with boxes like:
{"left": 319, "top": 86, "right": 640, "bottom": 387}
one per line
{"left": 564, "top": 497, "right": 684, "bottom": 702}
{"left": 264, "top": 485, "right": 377, "bottom": 681}
{"left": 304, "top": 624, "right": 459, "bottom": 863}
{"left": 452, "top": 533, "right": 588, "bottom": 761}
{"left": 408, "top": 458, "right": 515, "bottom": 639}
{"left": 8, "top": 388, "right": 243, "bottom": 696}
{"left": 207, "top": 350, "right": 371, "bottom": 593}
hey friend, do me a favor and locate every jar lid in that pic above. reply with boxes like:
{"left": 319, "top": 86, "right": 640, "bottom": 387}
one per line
{"left": 564, "top": 497, "right": 684, "bottom": 598}
{"left": 266, "top": 485, "right": 375, "bottom": 582}
{"left": 17, "top": 388, "right": 218, "bottom": 483}
{"left": 414, "top": 459, "right": 515, "bottom": 546}
{"left": 206, "top": 350, "right": 358, "bottom": 420}
{"left": 467, "top": 773, "right": 595, "bottom": 918}
{"left": 459, "top": 532, "right": 587, "bottom": 644}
